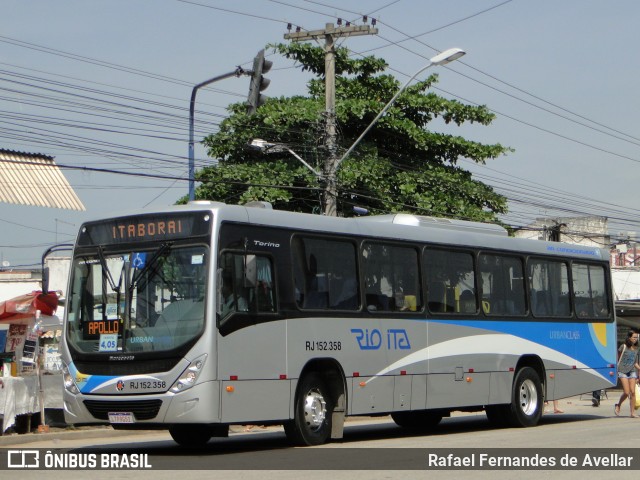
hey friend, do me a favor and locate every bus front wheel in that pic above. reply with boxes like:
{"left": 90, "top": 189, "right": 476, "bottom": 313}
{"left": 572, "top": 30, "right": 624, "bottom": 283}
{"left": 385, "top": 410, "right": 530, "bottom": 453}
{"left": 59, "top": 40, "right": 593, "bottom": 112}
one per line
{"left": 284, "top": 373, "right": 332, "bottom": 446}
{"left": 169, "top": 424, "right": 212, "bottom": 447}
{"left": 507, "top": 367, "right": 543, "bottom": 427}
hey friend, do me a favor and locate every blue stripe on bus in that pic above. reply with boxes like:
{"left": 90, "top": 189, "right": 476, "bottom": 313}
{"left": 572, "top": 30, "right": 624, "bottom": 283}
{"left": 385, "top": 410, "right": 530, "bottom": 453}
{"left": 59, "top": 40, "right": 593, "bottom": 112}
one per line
{"left": 428, "top": 319, "right": 616, "bottom": 368}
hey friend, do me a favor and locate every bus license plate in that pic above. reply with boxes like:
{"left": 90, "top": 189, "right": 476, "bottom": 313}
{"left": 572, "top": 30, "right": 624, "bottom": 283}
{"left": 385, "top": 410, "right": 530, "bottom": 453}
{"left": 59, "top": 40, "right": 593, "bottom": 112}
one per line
{"left": 108, "top": 412, "right": 134, "bottom": 424}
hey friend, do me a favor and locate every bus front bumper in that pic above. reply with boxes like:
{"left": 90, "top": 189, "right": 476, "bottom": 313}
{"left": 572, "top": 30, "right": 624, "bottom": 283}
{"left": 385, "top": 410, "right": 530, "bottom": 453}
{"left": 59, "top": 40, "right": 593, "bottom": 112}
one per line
{"left": 63, "top": 380, "right": 221, "bottom": 426}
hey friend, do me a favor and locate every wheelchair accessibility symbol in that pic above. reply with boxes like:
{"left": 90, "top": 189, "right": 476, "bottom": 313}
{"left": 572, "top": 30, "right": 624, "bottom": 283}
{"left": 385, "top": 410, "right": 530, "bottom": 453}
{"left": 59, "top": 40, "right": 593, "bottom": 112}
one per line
{"left": 132, "top": 253, "right": 147, "bottom": 269}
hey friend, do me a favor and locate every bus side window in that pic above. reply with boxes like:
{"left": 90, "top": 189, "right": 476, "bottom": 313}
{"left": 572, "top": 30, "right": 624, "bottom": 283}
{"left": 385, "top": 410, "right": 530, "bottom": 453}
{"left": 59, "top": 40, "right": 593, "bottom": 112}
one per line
{"left": 218, "top": 252, "right": 276, "bottom": 317}
{"left": 528, "top": 258, "right": 570, "bottom": 317}
{"left": 424, "top": 248, "right": 475, "bottom": 315}
{"left": 294, "top": 236, "right": 359, "bottom": 311}
{"left": 362, "top": 242, "right": 421, "bottom": 313}
{"left": 218, "top": 253, "right": 250, "bottom": 318}
{"left": 479, "top": 253, "right": 526, "bottom": 317}
{"left": 572, "top": 263, "right": 610, "bottom": 319}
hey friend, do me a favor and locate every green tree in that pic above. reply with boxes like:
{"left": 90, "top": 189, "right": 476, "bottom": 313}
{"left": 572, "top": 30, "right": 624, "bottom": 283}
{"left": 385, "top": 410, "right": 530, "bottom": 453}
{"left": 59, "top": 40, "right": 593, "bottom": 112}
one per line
{"left": 194, "top": 43, "right": 511, "bottom": 222}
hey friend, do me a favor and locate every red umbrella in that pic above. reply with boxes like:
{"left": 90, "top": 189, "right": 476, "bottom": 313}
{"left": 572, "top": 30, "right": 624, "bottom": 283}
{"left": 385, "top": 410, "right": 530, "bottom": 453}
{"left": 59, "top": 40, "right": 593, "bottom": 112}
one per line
{"left": 0, "top": 291, "right": 58, "bottom": 323}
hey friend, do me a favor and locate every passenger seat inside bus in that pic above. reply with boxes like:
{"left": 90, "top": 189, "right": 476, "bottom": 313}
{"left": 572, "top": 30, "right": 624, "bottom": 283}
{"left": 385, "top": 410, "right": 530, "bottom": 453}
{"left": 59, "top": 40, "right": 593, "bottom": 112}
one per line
{"left": 459, "top": 289, "right": 475, "bottom": 313}
{"left": 427, "top": 282, "right": 448, "bottom": 313}
{"left": 366, "top": 293, "right": 395, "bottom": 312}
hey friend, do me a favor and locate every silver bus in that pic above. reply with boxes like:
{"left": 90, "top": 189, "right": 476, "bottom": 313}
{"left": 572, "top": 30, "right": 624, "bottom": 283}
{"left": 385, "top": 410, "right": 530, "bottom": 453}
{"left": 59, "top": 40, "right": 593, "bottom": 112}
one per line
{"left": 61, "top": 202, "right": 617, "bottom": 446}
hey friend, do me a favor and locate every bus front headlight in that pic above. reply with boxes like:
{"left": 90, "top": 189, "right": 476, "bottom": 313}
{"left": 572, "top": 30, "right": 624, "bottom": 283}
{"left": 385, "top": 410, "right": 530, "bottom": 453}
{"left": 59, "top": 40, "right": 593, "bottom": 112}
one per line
{"left": 170, "top": 354, "right": 207, "bottom": 393}
{"left": 62, "top": 365, "right": 80, "bottom": 394}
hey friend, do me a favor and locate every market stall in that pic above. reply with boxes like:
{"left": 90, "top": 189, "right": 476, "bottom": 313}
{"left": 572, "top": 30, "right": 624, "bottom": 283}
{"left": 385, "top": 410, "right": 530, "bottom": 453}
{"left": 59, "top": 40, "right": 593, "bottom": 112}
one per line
{"left": 0, "top": 374, "right": 63, "bottom": 433}
{"left": 0, "top": 291, "right": 64, "bottom": 433}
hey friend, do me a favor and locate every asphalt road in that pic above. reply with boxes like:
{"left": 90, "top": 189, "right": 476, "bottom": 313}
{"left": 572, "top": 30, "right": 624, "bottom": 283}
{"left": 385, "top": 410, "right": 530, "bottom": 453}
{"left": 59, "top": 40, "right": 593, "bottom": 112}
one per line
{"left": 0, "top": 392, "right": 635, "bottom": 480}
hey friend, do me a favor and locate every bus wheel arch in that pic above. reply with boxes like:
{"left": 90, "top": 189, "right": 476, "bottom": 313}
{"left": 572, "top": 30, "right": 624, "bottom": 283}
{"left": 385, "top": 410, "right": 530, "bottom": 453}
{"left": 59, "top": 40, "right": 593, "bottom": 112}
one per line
{"left": 508, "top": 356, "right": 545, "bottom": 427}
{"left": 284, "top": 359, "right": 346, "bottom": 446}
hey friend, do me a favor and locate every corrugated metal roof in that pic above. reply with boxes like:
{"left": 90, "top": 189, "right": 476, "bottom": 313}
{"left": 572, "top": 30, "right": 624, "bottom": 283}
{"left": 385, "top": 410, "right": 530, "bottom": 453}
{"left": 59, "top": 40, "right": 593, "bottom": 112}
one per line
{"left": 0, "top": 149, "right": 85, "bottom": 211}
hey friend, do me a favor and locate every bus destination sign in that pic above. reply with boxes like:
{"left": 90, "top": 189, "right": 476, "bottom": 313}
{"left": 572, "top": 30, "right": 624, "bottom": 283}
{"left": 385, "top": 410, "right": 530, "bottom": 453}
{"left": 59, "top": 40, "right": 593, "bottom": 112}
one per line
{"left": 78, "top": 213, "right": 211, "bottom": 246}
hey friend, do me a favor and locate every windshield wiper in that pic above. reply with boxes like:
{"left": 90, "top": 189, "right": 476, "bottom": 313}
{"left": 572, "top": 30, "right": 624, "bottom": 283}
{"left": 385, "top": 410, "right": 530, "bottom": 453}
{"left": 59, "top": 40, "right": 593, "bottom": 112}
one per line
{"left": 96, "top": 246, "right": 126, "bottom": 324}
{"left": 129, "top": 242, "right": 172, "bottom": 293}
{"left": 97, "top": 246, "right": 120, "bottom": 293}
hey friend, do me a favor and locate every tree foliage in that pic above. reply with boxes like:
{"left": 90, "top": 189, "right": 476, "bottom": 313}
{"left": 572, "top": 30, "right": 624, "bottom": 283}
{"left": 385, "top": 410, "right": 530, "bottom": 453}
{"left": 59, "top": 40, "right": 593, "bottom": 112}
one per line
{"left": 193, "top": 42, "right": 511, "bottom": 221}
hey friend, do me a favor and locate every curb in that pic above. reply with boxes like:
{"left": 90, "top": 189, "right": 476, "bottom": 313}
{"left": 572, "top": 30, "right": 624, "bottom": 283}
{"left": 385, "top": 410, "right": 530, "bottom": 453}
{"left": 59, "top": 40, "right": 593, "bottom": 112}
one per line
{"left": 0, "top": 426, "right": 155, "bottom": 447}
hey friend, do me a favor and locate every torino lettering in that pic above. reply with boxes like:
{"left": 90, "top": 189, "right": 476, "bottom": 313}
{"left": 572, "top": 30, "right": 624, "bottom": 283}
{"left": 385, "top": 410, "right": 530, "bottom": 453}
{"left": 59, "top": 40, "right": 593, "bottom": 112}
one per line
{"left": 111, "top": 220, "right": 182, "bottom": 240}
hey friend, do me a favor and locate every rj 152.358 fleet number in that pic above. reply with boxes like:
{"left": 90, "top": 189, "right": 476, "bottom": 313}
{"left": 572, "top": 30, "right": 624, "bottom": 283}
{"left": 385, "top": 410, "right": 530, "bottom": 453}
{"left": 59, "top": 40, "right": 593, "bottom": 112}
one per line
{"left": 305, "top": 340, "right": 341, "bottom": 351}
{"left": 129, "top": 380, "right": 166, "bottom": 390}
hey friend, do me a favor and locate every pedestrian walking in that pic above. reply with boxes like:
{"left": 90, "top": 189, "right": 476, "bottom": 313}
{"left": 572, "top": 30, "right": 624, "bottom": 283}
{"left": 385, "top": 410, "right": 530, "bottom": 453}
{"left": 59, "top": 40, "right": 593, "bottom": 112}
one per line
{"left": 614, "top": 330, "right": 640, "bottom": 418}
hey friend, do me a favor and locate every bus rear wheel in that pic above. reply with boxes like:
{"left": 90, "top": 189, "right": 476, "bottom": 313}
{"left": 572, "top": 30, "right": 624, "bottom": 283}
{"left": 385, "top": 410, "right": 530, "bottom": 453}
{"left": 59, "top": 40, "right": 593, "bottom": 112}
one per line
{"left": 284, "top": 373, "right": 332, "bottom": 446}
{"left": 391, "top": 410, "right": 443, "bottom": 429}
{"left": 507, "top": 366, "right": 543, "bottom": 427}
{"left": 169, "top": 424, "right": 212, "bottom": 447}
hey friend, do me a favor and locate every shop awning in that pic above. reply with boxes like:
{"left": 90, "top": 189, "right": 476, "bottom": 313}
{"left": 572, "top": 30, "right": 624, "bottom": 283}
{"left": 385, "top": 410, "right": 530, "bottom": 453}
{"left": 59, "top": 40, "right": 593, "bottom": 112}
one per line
{"left": 0, "top": 291, "right": 59, "bottom": 324}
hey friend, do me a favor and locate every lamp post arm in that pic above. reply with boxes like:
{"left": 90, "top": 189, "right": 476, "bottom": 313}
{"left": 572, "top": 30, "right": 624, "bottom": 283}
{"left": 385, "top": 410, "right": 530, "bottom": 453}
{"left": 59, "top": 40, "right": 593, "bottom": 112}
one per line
{"left": 189, "top": 66, "right": 247, "bottom": 201}
{"left": 283, "top": 147, "right": 322, "bottom": 178}
{"left": 334, "top": 61, "right": 434, "bottom": 171}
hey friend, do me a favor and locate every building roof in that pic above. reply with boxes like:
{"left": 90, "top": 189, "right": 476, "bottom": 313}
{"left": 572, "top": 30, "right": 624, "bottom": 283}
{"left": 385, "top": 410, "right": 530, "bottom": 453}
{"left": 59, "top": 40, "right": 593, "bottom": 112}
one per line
{"left": 0, "top": 149, "right": 85, "bottom": 210}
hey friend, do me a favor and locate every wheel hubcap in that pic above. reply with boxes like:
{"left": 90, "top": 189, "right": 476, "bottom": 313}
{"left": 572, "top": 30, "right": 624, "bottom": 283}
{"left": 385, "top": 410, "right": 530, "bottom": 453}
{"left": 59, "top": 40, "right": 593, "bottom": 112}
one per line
{"left": 303, "top": 388, "right": 327, "bottom": 431}
{"left": 519, "top": 379, "right": 538, "bottom": 416}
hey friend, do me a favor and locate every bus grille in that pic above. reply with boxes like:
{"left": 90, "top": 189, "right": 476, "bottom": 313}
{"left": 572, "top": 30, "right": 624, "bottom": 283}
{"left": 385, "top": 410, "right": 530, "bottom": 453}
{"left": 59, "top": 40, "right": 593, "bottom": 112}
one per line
{"left": 83, "top": 399, "right": 163, "bottom": 421}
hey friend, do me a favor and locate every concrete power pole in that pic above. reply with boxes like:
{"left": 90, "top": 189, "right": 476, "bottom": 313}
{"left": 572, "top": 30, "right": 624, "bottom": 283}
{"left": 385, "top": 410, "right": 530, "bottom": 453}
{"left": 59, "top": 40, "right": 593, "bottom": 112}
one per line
{"left": 285, "top": 22, "right": 377, "bottom": 216}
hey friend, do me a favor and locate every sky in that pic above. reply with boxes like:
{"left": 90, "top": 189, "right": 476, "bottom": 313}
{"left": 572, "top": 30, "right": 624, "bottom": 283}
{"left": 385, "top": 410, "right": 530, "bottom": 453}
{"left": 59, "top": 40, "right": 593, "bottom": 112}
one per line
{"left": 1, "top": 0, "right": 639, "bottom": 268}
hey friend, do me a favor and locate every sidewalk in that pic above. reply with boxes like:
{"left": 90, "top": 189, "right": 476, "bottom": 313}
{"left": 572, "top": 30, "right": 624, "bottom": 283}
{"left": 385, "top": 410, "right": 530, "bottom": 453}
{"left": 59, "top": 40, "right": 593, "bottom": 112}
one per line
{"left": 0, "top": 391, "right": 623, "bottom": 447}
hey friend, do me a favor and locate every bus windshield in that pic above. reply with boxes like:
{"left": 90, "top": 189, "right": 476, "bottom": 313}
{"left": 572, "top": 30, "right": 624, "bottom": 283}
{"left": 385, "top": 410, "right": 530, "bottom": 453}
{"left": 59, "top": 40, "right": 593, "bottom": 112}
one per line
{"left": 66, "top": 244, "right": 208, "bottom": 354}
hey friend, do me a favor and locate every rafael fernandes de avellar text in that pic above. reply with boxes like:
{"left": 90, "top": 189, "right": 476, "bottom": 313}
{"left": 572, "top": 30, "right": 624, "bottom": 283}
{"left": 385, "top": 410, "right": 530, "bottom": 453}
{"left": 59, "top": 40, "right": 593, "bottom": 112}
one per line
{"left": 427, "top": 453, "right": 635, "bottom": 468}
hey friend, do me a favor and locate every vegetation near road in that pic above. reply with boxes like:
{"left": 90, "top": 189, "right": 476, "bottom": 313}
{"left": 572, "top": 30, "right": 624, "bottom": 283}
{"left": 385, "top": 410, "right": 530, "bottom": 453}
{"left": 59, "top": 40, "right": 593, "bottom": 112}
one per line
{"left": 194, "top": 43, "right": 511, "bottom": 222}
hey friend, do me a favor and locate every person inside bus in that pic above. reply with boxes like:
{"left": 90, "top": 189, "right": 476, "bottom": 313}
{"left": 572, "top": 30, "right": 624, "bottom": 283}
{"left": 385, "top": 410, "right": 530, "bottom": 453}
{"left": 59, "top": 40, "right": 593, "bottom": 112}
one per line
{"left": 614, "top": 329, "right": 640, "bottom": 418}
{"left": 221, "top": 274, "right": 248, "bottom": 317}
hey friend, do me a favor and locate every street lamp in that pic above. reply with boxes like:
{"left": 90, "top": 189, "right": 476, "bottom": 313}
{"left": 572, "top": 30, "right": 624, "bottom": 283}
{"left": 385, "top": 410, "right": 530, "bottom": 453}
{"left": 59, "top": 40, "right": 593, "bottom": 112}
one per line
{"left": 249, "top": 139, "right": 322, "bottom": 178}
{"left": 323, "top": 47, "right": 466, "bottom": 215}
{"left": 335, "top": 47, "right": 465, "bottom": 170}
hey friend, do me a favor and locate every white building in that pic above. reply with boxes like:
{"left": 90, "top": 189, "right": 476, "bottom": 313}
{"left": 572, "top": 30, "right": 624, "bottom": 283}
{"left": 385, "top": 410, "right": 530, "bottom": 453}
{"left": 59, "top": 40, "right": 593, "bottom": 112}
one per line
{"left": 0, "top": 257, "right": 70, "bottom": 303}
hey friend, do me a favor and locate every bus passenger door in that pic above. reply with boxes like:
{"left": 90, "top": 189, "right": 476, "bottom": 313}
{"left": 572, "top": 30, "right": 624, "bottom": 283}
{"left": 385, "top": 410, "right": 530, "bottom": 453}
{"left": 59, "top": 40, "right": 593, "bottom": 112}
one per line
{"left": 217, "top": 253, "right": 288, "bottom": 423}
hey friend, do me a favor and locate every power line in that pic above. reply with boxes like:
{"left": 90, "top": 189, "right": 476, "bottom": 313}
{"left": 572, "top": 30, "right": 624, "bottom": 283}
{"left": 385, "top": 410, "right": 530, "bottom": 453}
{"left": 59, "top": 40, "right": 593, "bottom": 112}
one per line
{"left": 2, "top": 2, "right": 638, "bottom": 241}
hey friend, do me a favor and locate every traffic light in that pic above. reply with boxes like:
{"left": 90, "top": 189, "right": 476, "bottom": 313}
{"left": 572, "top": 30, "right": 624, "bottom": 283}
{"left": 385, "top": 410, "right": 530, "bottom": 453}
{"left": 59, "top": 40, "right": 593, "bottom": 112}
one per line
{"left": 246, "top": 49, "right": 272, "bottom": 115}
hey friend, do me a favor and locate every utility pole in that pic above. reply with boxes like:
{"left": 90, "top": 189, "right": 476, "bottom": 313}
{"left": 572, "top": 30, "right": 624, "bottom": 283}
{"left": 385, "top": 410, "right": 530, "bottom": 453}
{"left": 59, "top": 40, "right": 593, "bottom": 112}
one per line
{"left": 547, "top": 221, "right": 567, "bottom": 242}
{"left": 285, "top": 22, "right": 377, "bottom": 216}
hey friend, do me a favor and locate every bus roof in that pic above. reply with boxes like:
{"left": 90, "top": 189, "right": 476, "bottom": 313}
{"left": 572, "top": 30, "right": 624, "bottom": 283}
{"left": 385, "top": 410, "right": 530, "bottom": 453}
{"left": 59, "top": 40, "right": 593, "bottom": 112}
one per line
{"left": 83, "top": 201, "right": 609, "bottom": 263}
